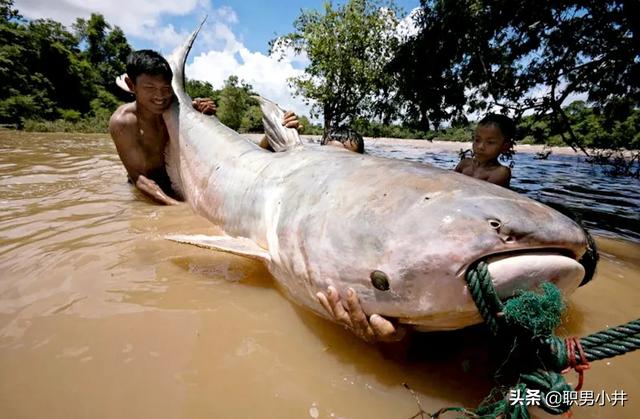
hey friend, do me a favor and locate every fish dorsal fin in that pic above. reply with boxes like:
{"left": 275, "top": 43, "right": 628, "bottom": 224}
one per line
{"left": 254, "top": 95, "right": 303, "bottom": 152}
{"left": 166, "top": 234, "right": 271, "bottom": 263}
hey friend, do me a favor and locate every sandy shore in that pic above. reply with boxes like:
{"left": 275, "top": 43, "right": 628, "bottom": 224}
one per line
{"left": 362, "top": 137, "right": 583, "bottom": 156}
{"left": 292, "top": 134, "right": 582, "bottom": 156}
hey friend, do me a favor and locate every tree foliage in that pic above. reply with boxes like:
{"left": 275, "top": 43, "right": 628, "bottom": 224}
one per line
{"left": 0, "top": 1, "right": 130, "bottom": 127}
{"left": 271, "top": 0, "right": 400, "bottom": 130}
{"left": 186, "top": 79, "right": 219, "bottom": 102}
{"left": 388, "top": 0, "right": 639, "bottom": 152}
{"left": 216, "top": 75, "right": 257, "bottom": 131}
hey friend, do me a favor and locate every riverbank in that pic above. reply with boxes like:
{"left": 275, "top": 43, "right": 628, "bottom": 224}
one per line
{"left": 244, "top": 133, "right": 583, "bottom": 156}
{"left": 362, "top": 136, "right": 582, "bottom": 156}
{"left": 0, "top": 129, "right": 625, "bottom": 157}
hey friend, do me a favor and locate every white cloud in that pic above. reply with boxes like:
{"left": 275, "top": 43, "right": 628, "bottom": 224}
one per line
{"left": 14, "top": 0, "right": 315, "bottom": 119}
{"left": 186, "top": 44, "right": 313, "bottom": 118}
{"left": 15, "top": 0, "right": 199, "bottom": 41}
{"left": 213, "top": 5, "right": 238, "bottom": 24}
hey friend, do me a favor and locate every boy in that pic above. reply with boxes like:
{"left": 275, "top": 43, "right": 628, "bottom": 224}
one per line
{"left": 454, "top": 113, "right": 515, "bottom": 187}
{"left": 321, "top": 127, "right": 365, "bottom": 153}
{"left": 110, "top": 50, "right": 301, "bottom": 205}
{"left": 110, "top": 49, "right": 189, "bottom": 205}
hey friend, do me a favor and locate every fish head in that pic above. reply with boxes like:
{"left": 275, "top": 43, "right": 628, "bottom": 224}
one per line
{"left": 324, "top": 186, "right": 594, "bottom": 331}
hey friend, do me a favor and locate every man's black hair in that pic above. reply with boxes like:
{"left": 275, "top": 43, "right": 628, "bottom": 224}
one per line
{"left": 321, "top": 127, "right": 365, "bottom": 154}
{"left": 126, "top": 50, "right": 173, "bottom": 84}
{"left": 478, "top": 113, "right": 516, "bottom": 141}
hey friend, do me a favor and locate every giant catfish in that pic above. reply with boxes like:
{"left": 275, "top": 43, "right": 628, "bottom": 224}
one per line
{"left": 163, "top": 23, "right": 595, "bottom": 331}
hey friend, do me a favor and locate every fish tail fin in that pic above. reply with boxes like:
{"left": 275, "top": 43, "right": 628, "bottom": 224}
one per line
{"left": 168, "top": 16, "right": 207, "bottom": 104}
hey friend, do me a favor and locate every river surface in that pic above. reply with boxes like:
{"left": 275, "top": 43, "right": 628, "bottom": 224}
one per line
{"left": 1, "top": 131, "right": 639, "bottom": 418}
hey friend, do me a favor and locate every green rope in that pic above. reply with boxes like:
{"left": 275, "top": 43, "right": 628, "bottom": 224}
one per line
{"left": 465, "top": 261, "right": 504, "bottom": 336}
{"left": 540, "top": 320, "right": 640, "bottom": 367}
{"left": 474, "top": 383, "right": 530, "bottom": 419}
{"left": 581, "top": 320, "right": 640, "bottom": 360}
{"left": 429, "top": 262, "right": 640, "bottom": 418}
{"left": 519, "top": 370, "right": 572, "bottom": 415}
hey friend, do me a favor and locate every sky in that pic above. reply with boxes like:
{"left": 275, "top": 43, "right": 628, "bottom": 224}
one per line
{"left": 14, "top": 0, "right": 421, "bottom": 119}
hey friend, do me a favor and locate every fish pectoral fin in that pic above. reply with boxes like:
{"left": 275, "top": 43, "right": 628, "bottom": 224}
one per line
{"left": 166, "top": 234, "right": 271, "bottom": 263}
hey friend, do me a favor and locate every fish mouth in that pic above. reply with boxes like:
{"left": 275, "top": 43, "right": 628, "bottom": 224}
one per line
{"left": 462, "top": 245, "right": 599, "bottom": 303}
{"left": 481, "top": 251, "right": 585, "bottom": 300}
{"left": 403, "top": 247, "right": 597, "bottom": 332}
{"left": 463, "top": 242, "right": 598, "bottom": 293}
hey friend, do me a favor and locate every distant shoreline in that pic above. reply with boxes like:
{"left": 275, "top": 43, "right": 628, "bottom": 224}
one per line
{"left": 364, "top": 137, "right": 582, "bottom": 156}
{"left": 0, "top": 129, "right": 617, "bottom": 157}
{"left": 286, "top": 134, "right": 584, "bottom": 156}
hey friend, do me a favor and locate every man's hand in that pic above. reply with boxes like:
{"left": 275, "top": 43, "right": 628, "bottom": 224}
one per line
{"left": 316, "top": 286, "right": 406, "bottom": 343}
{"left": 135, "top": 175, "right": 181, "bottom": 205}
{"left": 192, "top": 98, "right": 216, "bottom": 115}
{"left": 283, "top": 111, "right": 303, "bottom": 133}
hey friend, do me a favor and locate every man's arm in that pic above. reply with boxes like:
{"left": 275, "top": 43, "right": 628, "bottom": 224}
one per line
{"left": 109, "top": 109, "right": 180, "bottom": 205}
{"left": 133, "top": 174, "right": 181, "bottom": 205}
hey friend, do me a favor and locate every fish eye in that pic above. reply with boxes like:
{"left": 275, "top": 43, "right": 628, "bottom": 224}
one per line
{"left": 488, "top": 219, "right": 502, "bottom": 229}
{"left": 370, "top": 270, "right": 390, "bottom": 291}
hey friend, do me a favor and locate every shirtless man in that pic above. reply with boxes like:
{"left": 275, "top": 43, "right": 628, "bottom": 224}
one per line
{"left": 110, "top": 49, "right": 300, "bottom": 205}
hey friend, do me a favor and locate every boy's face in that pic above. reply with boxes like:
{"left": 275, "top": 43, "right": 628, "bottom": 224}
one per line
{"left": 127, "top": 74, "right": 174, "bottom": 114}
{"left": 472, "top": 124, "right": 508, "bottom": 163}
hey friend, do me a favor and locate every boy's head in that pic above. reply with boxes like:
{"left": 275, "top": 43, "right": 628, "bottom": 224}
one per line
{"left": 124, "top": 50, "right": 174, "bottom": 114}
{"left": 125, "top": 50, "right": 173, "bottom": 85}
{"left": 321, "top": 127, "right": 365, "bottom": 154}
{"left": 473, "top": 114, "right": 516, "bottom": 162}
{"left": 478, "top": 114, "right": 516, "bottom": 142}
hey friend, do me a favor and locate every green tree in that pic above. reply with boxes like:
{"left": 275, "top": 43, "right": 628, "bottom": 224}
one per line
{"left": 389, "top": 0, "right": 639, "bottom": 151}
{"left": 0, "top": 0, "right": 31, "bottom": 123}
{"left": 186, "top": 79, "right": 219, "bottom": 102}
{"left": 240, "top": 104, "right": 264, "bottom": 133}
{"left": 271, "top": 0, "right": 400, "bottom": 130}
{"left": 74, "top": 14, "right": 132, "bottom": 96}
{"left": 217, "top": 75, "right": 255, "bottom": 131}
{"left": 27, "top": 19, "right": 95, "bottom": 114}
{"left": 0, "top": 2, "right": 130, "bottom": 126}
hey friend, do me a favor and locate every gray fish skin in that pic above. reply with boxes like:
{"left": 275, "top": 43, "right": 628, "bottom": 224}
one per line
{"left": 163, "top": 24, "right": 589, "bottom": 331}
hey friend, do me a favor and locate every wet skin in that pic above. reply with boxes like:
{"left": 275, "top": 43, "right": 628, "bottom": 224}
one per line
{"left": 455, "top": 124, "right": 511, "bottom": 188}
{"left": 109, "top": 74, "right": 180, "bottom": 205}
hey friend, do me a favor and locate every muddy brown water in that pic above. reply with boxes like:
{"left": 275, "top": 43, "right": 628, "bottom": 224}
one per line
{"left": 1, "top": 131, "right": 638, "bottom": 418}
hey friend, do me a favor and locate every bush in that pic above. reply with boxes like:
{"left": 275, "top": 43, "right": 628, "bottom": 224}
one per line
{"left": 59, "top": 109, "right": 82, "bottom": 122}
{"left": 23, "top": 112, "right": 110, "bottom": 133}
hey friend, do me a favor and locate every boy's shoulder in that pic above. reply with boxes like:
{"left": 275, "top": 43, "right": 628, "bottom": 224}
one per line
{"left": 110, "top": 103, "right": 137, "bottom": 132}
{"left": 488, "top": 163, "right": 511, "bottom": 187}
{"left": 493, "top": 162, "right": 511, "bottom": 174}
{"left": 109, "top": 102, "right": 138, "bottom": 144}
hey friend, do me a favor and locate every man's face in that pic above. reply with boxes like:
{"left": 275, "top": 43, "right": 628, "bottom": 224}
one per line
{"left": 131, "top": 74, "right": 174, "bottom": 114}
